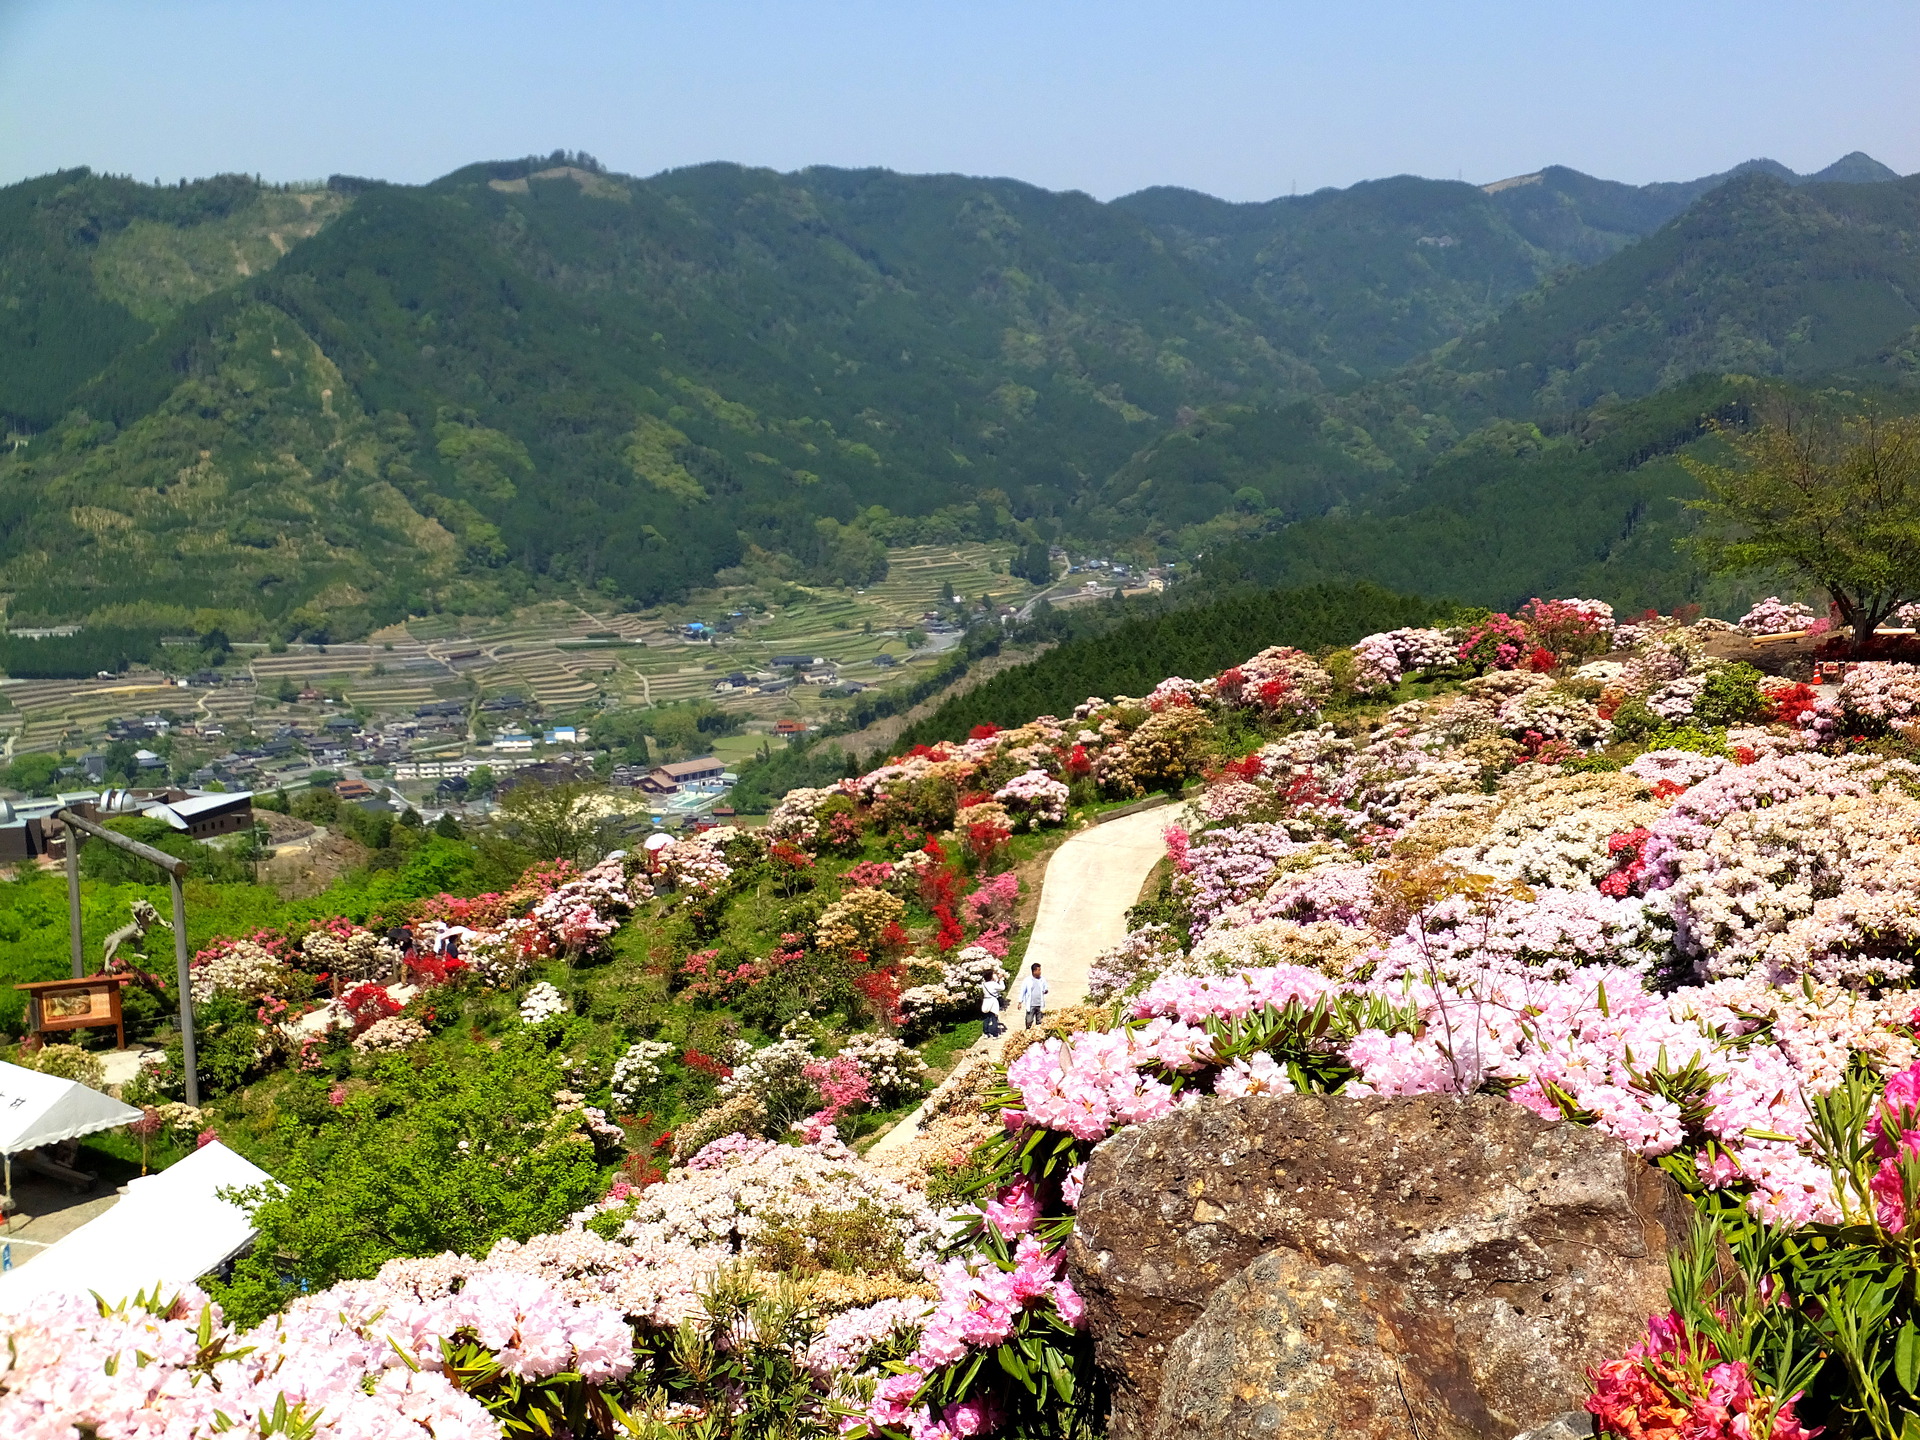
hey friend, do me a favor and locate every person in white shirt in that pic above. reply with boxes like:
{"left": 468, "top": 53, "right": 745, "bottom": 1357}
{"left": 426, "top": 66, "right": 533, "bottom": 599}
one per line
{"left": 980, "top": 971, "right": 1005, "bottom": 1037}
{"left": 1019, "top": 963, "right": 1048, "bottom": 1028}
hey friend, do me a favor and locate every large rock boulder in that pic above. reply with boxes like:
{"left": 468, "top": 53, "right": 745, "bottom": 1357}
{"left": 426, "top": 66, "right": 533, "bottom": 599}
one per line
{"left": 1068, "top": 1093, "right": 1693, "bottom": 1440}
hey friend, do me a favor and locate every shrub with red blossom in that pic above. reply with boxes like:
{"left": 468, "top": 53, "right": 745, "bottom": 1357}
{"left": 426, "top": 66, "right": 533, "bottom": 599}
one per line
{"left": 1457, "top": 612, "right": 1533, "bottom": 670}
{"left": 338, "top": 982, "right": 401, "bottom": 1034}
{"left": 1519, "top": 596, "right": 1614, "bottom": 663}
{"left": 681, "top": 1047, "right": 732, "bottom": 1080}
{"left": 1598, "top": 827, "right": 1653, "bottom": 897}
{"left": 965, "top": 820, "right": 1012, "bottom": 866}
{"left": 1586, "top": 1310, "right": 1816, "bottom": 1440}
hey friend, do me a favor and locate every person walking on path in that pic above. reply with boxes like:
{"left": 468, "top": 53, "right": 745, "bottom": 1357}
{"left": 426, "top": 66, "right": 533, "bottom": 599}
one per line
{"left": 1019, "top": 963, "right": 1048, "bottom": 1028}
{"left": 980, "top": 970, "right": 1006, "bottom": 1037}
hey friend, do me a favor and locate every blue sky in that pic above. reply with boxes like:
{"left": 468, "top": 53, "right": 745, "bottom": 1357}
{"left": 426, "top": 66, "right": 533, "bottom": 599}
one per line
{"left": 1, "top": 0, "right": 1914, "bottom": 199}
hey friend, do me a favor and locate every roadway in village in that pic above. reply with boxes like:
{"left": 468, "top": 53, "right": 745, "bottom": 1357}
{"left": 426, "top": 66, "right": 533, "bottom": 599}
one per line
{"left": 866, "top": 802, "right": 1175, "bottom": 1158}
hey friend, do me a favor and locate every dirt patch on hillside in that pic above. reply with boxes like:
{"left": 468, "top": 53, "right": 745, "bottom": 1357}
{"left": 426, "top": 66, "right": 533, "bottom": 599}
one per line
{"left": 256, "top": 810, "right": 316, "bottom": 844}
{"left": 261, "top": 829, "right": 368, "bottom": 899}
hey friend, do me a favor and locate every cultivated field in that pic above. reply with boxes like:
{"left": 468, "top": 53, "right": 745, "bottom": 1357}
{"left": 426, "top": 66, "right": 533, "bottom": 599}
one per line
{"left": 1, "top": 544, "right": 1038, "bottom": 757}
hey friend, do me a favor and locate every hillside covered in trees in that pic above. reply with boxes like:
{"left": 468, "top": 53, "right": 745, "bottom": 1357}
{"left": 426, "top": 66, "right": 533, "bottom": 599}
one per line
{"left": 0, "top": 152, "right": 1914, "bottom": 640}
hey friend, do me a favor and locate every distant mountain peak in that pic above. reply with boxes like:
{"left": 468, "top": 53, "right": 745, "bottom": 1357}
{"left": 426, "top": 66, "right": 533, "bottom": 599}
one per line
{"left": 1808, "top": 151, "right": 1902, "bottom": 185}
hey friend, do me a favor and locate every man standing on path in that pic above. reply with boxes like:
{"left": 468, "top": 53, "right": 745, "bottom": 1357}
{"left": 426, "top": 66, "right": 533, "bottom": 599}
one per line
{"left": 1019, "top": 963, "right": 1048, "bottom": 1028}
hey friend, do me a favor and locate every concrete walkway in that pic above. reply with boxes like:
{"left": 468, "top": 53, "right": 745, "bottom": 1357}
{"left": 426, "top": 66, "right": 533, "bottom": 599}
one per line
{"left": 1017, "top": 804, "right": 1178, "bottom": 1011}
{"left": 866, "top": 803, "right": 1175, "bottom": 1157}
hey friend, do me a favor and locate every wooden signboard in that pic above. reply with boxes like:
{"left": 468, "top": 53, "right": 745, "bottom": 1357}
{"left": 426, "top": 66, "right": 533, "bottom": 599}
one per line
{"left": 15, "top": 974, "right": 132, "bottom": 1049}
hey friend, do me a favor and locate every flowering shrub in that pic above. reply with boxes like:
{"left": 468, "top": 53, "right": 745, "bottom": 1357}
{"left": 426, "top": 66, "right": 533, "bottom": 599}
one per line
{"left": 0, "top": 1266, "right": 633, "bottom": 1440}
{"left": 1739, "top": 597, "right": 1820, "bottom": 636}
{"left": 1495, "top": 683, "right": 1608, "bottom": 745}
{"left": 1214, "top": 646, "right": 1332, "bottom": 717}
{"left": 898, "top": 947, "right": 1009, "bottom": 1035}
{"left": 1519, "top": 596, "right": 1614, "bottom": 661}
{"left": 1836, "top": 661, "right": 1920, "bottom": 733}
{"left": 301, "top": 923, "right": 399, "bottom": 984}
{"left": 610, "top": 1040, "right": 676, "bottom": 1109}
{"left": 835, "top": 1033, "right": 929, "bottom": 1105}
{"left": 1350, "top": 626, "right": 1457, "bottom": 691}
{"left": 993, "top": 769, "right": 1069, "bottom": 828}
{"left": 1456, "top": 612, "right": 1533, "bottom": 670}
{"left": 580, "top": 1130, "right": 943, "bottom": 1279}
{"left": 352, "top": 1014, "right": 429, "bottom": 1054}
{"left": 817, "top": 888, "right": 908, "bottom": 957}
{"left": 191, "top": 938, "right": 293, "bottom": 1004}
{"left": 518, "top": 982, "right": 567, "bottom": 1025}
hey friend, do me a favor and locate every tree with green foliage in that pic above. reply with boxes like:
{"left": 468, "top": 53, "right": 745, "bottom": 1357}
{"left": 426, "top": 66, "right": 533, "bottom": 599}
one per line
{"left": 1685, "top": 405, "right": 1920, "bottom": 654}
{"left": 213, "top": 1039, "right": 606, "bottom": 1326}
{"left": 1, "top": 752, "right": 63, "bottom": 794}
{"left": 485, "top": 779, "right": 620, "bottom": 868}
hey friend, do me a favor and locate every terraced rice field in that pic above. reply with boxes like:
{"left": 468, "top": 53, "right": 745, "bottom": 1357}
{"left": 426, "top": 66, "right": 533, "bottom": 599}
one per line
{"left": 0, "top": 545, "right": 1039, "bottom": 757}
{"left": 1, "top": 677, "right": 194, "bottom": 753}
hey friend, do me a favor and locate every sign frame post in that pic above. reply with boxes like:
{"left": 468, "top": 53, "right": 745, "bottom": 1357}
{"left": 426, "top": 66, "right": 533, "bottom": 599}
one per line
{"left": 54, "top": 808, "right": 200, "bottom": 1105}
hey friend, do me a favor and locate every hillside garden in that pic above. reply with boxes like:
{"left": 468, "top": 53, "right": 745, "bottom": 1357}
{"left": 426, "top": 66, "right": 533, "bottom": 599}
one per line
{"left": 23, "top": 584, "right": 1920, "bottom": 1437}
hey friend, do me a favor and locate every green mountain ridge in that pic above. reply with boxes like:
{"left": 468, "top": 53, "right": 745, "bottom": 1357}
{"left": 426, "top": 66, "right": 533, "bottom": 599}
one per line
{"left": 0, "top": 150, "right": 1910, "bottom": 638}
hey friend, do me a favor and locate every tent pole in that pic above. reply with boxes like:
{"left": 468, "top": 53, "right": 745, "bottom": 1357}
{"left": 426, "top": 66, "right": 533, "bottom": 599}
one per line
{"left": 64, "top": 820, "right": 84, "bottom": 979}
{"left": 169, "top": 872, "right": 200, "bottom": 1107}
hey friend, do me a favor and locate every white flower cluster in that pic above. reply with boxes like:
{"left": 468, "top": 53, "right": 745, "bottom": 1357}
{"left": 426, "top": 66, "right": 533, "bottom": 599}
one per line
{"left": 1351, "top": 627, "right": 1457, "bottom": 693}
{"left": 1837, "top": 663, "right": 1920, "bottom": 727}
{"left": 897, "top": 947, "right": 1008, "bottom": 1032}
{"left": 519, "top": 981, "right": 568, "bottom": 1025}
{"left": 610, "top": 1039, "right": 676, "bottom": 1110}
{"left": 992, "top": 769, "right": 1070, "bottom": 828}
{"left": 1646, "top": 675, "right": 1707, "bottom": 723}
{"left": 835, "top": 1033, "right": 929, "bottom": 1105}
{"left": 582, "top": 1133, "right": 944, "bottom": 1273}
{"left": 300, "top": 927, "right": 399, "bottom": 983}
{"left": 764, "top": 786, "right": 842, "bottom": 842}
{"left": 352, "top": 1014, "right": 428, "bottom": 1054}
{"left": 655, "top": 831, "right": 736, "bottom": 896}
{"left": 190, "top": 939, "right": 292, "bottom": 1004}
{"left": 717, "top": 1036, "right": 817, "bottom": 1117}
{"left": 1495, "top": 685, "right": 1607, "bottom": 745}
{"left": 1444, "top": 772, "right": 1665, "bottom": 890}
{"left": 463, "top": 919, "right": 535, "bottom": 986}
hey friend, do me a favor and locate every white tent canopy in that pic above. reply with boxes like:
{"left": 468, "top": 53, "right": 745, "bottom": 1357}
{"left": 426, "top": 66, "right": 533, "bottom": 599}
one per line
{"left": 0, "top": 1061, "right": 140, "bottom": 1154}
{"left": 0, "top": 1141, "right": 273, "bottom": 1307}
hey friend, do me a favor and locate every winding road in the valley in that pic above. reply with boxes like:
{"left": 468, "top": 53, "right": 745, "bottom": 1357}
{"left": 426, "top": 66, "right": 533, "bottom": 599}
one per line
{"left": 866, "top": 803, "right": 1175, "bottom": 1157}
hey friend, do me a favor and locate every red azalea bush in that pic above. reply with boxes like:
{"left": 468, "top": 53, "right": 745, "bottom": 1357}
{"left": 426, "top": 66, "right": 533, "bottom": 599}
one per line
{"left": 1457, "top": 613, "right": 1534, "bottom": 670}
{"left": 338, "top": 982, "right": 401, "bottom": 1034}
{"left": 1519, "top": 596, "right": 1613, "bottom": 663}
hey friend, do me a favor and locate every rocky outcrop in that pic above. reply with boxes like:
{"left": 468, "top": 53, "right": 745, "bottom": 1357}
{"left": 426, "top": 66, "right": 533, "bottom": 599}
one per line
{"left": 1068, "top": 1093, "right": 1693, "bottom": 1440}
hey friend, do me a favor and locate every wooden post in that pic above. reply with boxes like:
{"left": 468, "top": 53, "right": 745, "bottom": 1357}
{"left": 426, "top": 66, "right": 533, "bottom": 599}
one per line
{"left": 53, "top": 808, "right": 200, "bottom": 1105}
{"left": 63, "top": 820, "right": 84, "bottom": 979}
{"left": 169, "top": 870, "right": 199, "bottom": 1108}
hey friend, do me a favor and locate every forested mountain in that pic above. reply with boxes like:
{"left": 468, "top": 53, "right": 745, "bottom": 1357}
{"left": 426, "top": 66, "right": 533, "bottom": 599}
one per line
{"left": 0, "top": 150, "right": 1909, "bottom": 638}
{"left": 1409, "top": 171, "right": 1920, "bottom": 417}
{"left": 1109, "top": 152, "right": 1903, "bottom": 382}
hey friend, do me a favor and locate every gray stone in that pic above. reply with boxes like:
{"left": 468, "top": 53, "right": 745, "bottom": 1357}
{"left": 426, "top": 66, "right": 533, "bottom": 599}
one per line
{"left": 1067, "top": 1093, "right": 1691, "bottom": 1440}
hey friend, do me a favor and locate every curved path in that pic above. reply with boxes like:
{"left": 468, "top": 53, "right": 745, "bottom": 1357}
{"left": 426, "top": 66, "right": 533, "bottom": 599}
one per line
{"left": 867, "top": 803, "right": 1175, "bottom": 1156}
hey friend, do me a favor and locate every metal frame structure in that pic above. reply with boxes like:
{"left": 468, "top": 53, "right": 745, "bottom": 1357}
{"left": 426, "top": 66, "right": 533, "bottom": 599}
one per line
{"left": 53, "top": 809, "right": 199, "bottom": 1105}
